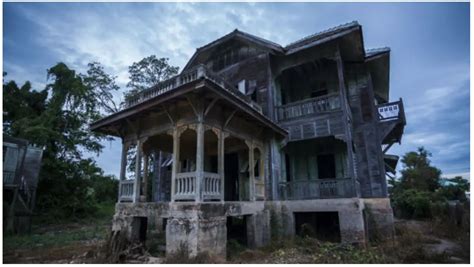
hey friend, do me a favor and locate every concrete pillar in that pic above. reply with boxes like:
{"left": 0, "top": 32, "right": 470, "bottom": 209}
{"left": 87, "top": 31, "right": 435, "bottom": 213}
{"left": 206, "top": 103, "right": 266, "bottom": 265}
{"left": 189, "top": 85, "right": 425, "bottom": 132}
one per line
{"left": 196, "top": 122, "right": 204, "bottom": 202}
{"left": 171, "top": 128, "right": 180, "bottom": 202}
{"left": 166, "top": 204, "right": 227, "bottom": 260}
{"left": 133, "top": 139, "right": 142, "bottom": 203}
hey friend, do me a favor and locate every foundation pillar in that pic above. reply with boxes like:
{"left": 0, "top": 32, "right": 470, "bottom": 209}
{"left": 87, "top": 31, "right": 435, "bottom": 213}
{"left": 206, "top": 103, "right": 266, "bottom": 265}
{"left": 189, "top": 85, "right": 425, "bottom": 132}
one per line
{"left": 166, "top": 204, "right": 227, "bottom": 260}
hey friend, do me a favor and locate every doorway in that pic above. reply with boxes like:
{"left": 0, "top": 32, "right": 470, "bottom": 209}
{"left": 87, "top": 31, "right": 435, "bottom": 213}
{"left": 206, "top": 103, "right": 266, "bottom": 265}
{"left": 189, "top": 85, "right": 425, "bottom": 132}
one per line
{"left": 317, "top": 154, "right": 336, "bottom": 179}
{"left": 224, "top": 153, "right": 239, "bottom": 201}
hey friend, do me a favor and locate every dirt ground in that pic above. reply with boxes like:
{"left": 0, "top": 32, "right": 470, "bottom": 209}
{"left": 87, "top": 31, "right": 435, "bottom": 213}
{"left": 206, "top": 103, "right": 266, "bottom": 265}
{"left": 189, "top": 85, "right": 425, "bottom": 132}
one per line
{"left": 3, "top": 219, "right": 470, "bottom": 264}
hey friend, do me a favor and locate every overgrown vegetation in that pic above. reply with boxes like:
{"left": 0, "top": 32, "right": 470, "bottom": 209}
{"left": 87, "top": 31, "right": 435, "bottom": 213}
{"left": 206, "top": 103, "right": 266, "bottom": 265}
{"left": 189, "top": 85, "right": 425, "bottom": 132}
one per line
{"left": 389, "top": 147, "right": 470, "bottom": 220}
{"left": 3, "top": 56, "right": 178, "bottom": 223}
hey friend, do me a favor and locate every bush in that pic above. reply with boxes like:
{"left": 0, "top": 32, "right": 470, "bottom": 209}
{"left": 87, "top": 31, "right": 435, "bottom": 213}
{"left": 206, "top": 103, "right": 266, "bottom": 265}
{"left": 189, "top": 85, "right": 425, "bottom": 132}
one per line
{"left": 392, "top": 189, "right": 432, "bottom": 219}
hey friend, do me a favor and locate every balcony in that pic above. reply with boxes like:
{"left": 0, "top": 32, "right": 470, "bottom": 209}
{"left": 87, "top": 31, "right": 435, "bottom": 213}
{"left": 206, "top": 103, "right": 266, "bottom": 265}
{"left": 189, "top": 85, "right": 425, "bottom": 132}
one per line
{"left": 119, "top": 172, "right": 223, "bottom": 202}
{"left": 376, "top": 99, "right": 406, "bottom": 144}
{"left": 275, "top": 93, "right": 341, "bottom": 121}
{"left": 275, "top": 93, "right": 345, "bottom": 141}
{"left": 124, "top": 64, "right": 262, "bottom": 113}
{"left": 279, "top": 178, "right": 354, "bottom": 200}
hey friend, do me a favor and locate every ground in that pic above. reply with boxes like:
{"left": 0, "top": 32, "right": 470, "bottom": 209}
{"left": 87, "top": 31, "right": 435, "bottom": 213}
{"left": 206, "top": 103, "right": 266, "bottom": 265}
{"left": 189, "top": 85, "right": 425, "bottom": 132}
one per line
{"left": 3, "top": 208, "right": 470, "bottom": 263}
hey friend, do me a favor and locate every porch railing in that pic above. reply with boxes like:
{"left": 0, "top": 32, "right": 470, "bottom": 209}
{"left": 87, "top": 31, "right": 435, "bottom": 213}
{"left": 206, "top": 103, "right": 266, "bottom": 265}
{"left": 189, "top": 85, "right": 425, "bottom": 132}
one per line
{"left": 279, "top": 178, "right": 354, "bottom": 200}
{"left": 125, "top": 64, "right": 262, "bottom": 113}
{"left": 175, "top": 172, "right": 197, "bottom": 200}
{"left": 202, "top": 172, "right": 222, "bottom": 200}
{"left": 275, "top": 93, "right": 341, "bottom": 121}
{"left": 119, "top": 180, "right": 134, "bottom": 202}
{"left": 376, "top": 99, "right": 405, "bottom": 123}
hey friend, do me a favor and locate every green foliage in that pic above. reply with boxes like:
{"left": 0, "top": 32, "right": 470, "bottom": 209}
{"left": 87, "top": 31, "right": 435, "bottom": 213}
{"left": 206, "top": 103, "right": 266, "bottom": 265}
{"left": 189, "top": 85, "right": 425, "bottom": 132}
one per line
{"left": 3, "top": 62, "right": 119, "bottom": 221}
{"left": 436, "top": 176, "right": 470, "bottom": 201}
{"left": 391, "top": 189, "right": 432, "bottom": 219}
{"left": 124, "top": 55, "right": 179, "bottom": 104}
{"left": 399, "top": 147, "right": 441, "bottom": 192}
{"left": 390, "top": 147, "right": 469, "bottom": 220}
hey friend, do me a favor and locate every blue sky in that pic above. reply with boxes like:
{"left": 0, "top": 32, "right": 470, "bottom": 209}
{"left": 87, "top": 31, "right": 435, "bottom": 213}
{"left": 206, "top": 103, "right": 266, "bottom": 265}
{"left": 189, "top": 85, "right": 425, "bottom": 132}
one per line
{"left": 3, "top": 2, "right": 470, "bottom": 179}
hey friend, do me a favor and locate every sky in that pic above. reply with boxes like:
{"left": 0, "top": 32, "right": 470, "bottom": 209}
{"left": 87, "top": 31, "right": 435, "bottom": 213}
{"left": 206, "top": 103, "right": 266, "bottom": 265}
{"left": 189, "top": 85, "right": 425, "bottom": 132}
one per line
{"left": 3, "top": 2, "right": 470, "bottom": 179}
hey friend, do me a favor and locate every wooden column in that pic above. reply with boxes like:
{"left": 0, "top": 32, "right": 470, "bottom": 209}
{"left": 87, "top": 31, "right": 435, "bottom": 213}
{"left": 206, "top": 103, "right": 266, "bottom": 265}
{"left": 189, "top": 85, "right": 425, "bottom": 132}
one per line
{"left": 335, "top": 47, "right": 357, "bottom": 197}
{"left": 218, "top": 130, "right": 225, "bottom": 202}
{"left": 247, "top": 141, "right": 255, "bottom": 201}
{"left": 133, "top": 139, "right": 142, "bottom": 203}
{"left": 118, "top": 141, "right": 128, "bottom": 202}
{"left": 195, "top": 122, "right": 204, "bottom": 202}
{"left": 142, "top": 153, "right": 149, "bottom": 202}
{"left": 171, "top": 128, "right": 180, "bottom": 202}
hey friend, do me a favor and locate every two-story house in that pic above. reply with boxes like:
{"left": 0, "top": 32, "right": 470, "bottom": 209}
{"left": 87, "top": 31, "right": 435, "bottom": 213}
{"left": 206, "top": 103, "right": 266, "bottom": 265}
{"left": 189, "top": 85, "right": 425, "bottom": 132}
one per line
{"left": 91, "top": 21, "right": 406, "bottom": 259}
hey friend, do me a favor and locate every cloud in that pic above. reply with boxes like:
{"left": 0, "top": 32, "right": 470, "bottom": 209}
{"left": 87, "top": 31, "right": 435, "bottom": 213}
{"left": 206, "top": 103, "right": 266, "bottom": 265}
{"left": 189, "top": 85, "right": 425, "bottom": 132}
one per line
{"left": 4, "top": 3, "right": 469, "bottom": 178}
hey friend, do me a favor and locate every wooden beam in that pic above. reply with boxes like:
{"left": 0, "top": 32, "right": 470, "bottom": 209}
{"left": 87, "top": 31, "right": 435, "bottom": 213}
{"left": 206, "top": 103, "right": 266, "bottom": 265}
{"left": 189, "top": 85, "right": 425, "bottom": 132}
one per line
{"left": 163, "top": 105, "right": 175, "bottom": 125}
{"left": 383, "top": 142, "right": 394, "bottom": 154}
{"left": 224, "top": 109, "right": 238, "bottom": 128}
{"left": 186, "top": 95, "right": 200, "bottom": 119}
{"left": 204, "top": 97, "right": 219, "bottom": 117}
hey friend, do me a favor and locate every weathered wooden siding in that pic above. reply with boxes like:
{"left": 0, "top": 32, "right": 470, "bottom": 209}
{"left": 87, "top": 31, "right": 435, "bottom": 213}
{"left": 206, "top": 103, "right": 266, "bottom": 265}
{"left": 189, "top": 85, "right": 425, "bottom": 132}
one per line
{"left": 345, "top": 63, "right": 387, "bottom": 197}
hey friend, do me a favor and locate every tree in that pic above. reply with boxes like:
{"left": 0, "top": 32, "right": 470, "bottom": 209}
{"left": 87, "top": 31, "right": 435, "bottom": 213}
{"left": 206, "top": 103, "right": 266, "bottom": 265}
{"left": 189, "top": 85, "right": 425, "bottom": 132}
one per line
{"left": 390, "top": 147, "right": 469, "bottom": 219}
{"left": 3, "top": 62, "right": 120, "bottom": 220}
{"left": 399, "top": 147, "right": 441, "bottom": 192}
{"left": 124, "top": 56, "right": 179, "bottom": 104}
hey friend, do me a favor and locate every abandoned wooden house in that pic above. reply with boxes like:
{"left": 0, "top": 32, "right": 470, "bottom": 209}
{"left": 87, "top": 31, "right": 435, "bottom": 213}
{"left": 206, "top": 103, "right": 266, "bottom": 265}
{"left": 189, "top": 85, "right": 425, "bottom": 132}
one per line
{"left": 3, "top": 135, "right": 44, "bottom": 234}
{"left": 91, "top": 21, "right": 406, "bottom": 259}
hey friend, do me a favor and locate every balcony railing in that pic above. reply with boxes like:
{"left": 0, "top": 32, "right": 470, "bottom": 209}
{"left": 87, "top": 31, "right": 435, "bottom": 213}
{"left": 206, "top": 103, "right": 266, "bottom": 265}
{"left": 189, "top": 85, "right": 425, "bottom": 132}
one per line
{"left": 377, "top": 99, "right": 405, "bottom": 123}
{"left": 275, "top": 93, "right": 341, "bottom": 121}
{"left": 175, "top": 172, "right": 197, "bottom": 200}
{"left": 125, "top": 64, "right": 262, "bottom": 113}
{"left": 279, "top": 178, "right": 354, "bottom": 200}
{"left": 119, "top": 180, "right": 134, "bottom": 202}
{"left": 202, "top": 172, "right": 222, "bottom": 200}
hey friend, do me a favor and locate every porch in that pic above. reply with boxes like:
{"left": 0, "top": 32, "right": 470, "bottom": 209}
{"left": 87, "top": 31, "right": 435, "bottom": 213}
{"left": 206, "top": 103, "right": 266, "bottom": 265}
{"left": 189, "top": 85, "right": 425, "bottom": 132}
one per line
{"left": 117, "top": 123, "right": 267, "bottom": 203}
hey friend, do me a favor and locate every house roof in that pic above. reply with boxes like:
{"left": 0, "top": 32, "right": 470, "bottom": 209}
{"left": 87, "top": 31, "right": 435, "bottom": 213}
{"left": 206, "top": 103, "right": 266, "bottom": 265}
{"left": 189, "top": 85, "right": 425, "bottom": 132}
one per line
{"left": 183, "top": 21, "right": 365, "bottom": 71}
{"left": 284, "top": 21, "right": 361, "bottom": 52}
{"left": 365, "top": 47, "right": 390, "bottom": 59}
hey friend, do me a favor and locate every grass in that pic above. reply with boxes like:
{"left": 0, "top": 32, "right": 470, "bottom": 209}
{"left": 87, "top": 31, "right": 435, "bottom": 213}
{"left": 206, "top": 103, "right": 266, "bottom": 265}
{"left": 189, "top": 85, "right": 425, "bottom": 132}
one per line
{"left": 3, "top": 201, "right": 115, "bottom": 252}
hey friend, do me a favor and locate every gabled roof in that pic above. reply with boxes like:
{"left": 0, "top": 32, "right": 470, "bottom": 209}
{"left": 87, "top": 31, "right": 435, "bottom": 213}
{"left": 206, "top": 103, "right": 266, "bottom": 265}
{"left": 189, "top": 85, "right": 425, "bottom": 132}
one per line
{"left": 182, "top": 29, "right": 284, "bottom": 71}
{"left": 365, "top": 47, "right": 390, "bottom": 59}
{"left": 183, "top": 21, "right": 365, "bottom": 71}
{"left": 284, "top": 21, "right": 361, "bottom": 52}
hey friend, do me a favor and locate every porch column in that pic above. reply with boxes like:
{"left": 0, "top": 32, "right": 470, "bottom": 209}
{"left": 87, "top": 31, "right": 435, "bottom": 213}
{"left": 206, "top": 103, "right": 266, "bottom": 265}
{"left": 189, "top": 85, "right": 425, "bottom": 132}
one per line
{"left": 133, "top": 139, "right": 142, "bottom": 203}
{"left": 118, "top": 141, "right": 128, "bottom": 202}
{"left": 218, "top": 130, "right": 225, "bottom": 202}
{"left": 171, "top": 128, "right": 180, "bottom": 202}
{"left": 248, "top": 141, "right": 255, "bottom": 201}
{"left": 142, "top": 153, "right": 149, "bottom": 202}
{"left": 196, "top": 122, "right": 204, "bottom": 202}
